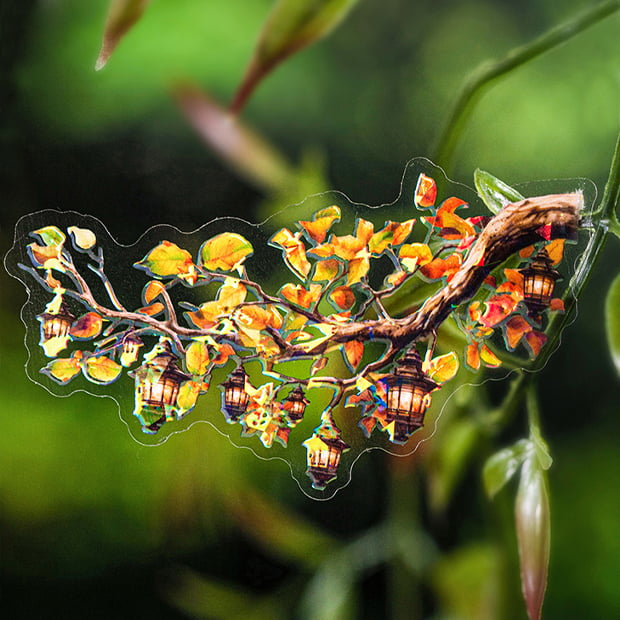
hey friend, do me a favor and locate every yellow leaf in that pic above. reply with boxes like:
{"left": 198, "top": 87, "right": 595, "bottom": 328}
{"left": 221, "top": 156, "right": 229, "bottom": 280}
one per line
{"left": 331, "top": 235, "right": 365, "bottom": 261}
{"left": 355, "top": 218, "right": 374, "bottom": 244}
{"left": 136, "top": 241, "right": 194, "bottom": 277}
{"left": 186, "top": 301, "right": 225, "bottom": 329}
{"left": 42, "top": 353, "right": 83, "bottom": 384}
{"left": 280, "top": 283, "right": 321, "bottom": 308}
{"left": 200, "top": 232, "right": 254, "bottom": 271}
{"left": 299, "top": 205, "right": 341, "bottom": 244}
{"left": 185, "top": 341, "right": 210, "bottom": 375}
{"left": 236, "top": 305, "right": 283, "bottom": 330}
{"left": 85, "top": 356, "right": 122, "bottom": 384}
{"left": 347, "top": 254, "right": 370, "bottom": 284}
{"left": 399, "top": 243, "right": 433, "bottom": 272}
{"left": 217, "top": 278, "right": 247, "bottom": 310}
{"left": 176, "top": 380, "right": 202, "bottom": 412}
{"left": 270, "top": 228, "right": 311, "bottom": 279}
{"left": 312, "top": 258, "right": 340, "bottom": 282}
{"left": 67, "top": 226, "right": 97, "bottom": 250}
{"left": 480, "top": 344, "right": 502, "bottom": 368}
{"left": 425, "top": 351, "right": 459, "bottom": 383}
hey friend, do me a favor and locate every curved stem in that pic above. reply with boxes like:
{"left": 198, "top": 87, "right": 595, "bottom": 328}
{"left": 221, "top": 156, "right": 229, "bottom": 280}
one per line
{"left": 433, "top": 0, "right": 620, "bottom": 169}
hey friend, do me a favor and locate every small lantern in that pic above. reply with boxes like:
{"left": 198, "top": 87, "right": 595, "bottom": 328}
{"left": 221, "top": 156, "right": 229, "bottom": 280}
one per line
{"left": 303, "top": 427, "right": 349, "bottom": 490}
{"left": 130, "top": 341, "right": 189, "bottom": 432}
{"left": 283, "top": 385, "right": 309, "bottom": 424}
{"left": 518, "top": 247, "right": 560, "bottom": 320}
{"left": 383, "top": 349, "right": 438, "bottom": 444}
{"left": 120, "top": 329, "right": 143, "bottom": 366}
{"left": 221, "top": 366, "right": 250, "bottom": 422}
{"left": 37, "top": 300, "right": 75, "bottom": 341}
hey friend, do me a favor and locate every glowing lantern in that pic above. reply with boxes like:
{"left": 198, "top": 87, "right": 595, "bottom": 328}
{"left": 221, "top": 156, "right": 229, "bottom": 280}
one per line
{"left": 283, "top": 385, "right": 309, "bottom": 424}
{"left": 518, "top": 247, "right": 560, "bottom": 320}
{"left": 120, "top": 329, "right": 143, "bottom": 366}
{"left": 130, "top": 341, "right": 189, "bottom": 433}
{"left": 221, "top": 366, "right": 250, "bottom": 422}
{"left": 303, "top": 419, "right": 349, "bottom": 490}
{"left": 383, "top": 349, "right": 438, "bottom": 444}
{"left": 37, "top": 300, "right": 75, "bottom": 341}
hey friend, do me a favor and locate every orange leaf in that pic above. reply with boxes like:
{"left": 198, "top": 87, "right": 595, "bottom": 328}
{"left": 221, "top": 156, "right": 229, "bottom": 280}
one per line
{"left": 330, "top": 285, "right": 355, "bottom": 310}
{"left": 525, "top": 331, "right": 547, "bottom": 357}
{"left": 236, "top": 305, "right": 283, "bottom": 330}
{"left": 45, "top": 270, "right": 62, "bottom": 289}
{"left": 143, "top": 280, "right": 166, "bottom": 304}
{"left": 299, "top": 205, "right": 341, "bottom": 244}
{"left": 469, "top": 301, "right": 482, "bottom": 322}
{"left": 136, "top": 302, "right": 165, "bottom": 316}
{"left": 519, "top": 245, "right": 535, "bottom": 259}
{"left": 270, "top": 228, "right": 311, "bottom": 279}
{"left": 480, "top": 344, "right": 502, "bottom": 368}
{"left": 356, "top": 218, "right": 374, "bottom": 244}
{"left": 546, "top": 239, "right": 565, "bottom": 265}
{"left": 466, "top": 343, "right": 480, "bottom": 370}
{"left": 414, "top": 173, "right": 437, "bottom": 207}
{"left": 281, "top": 283, "right": 321, "bottom": 308}
{"left": 398, "top": 243, "right": 433, "bottom": 272}
{"left": 70, "top": 312, "right": 103, "bottom": 339}
{"left": 28, "top": 243, "right": 61, "bottom": 266}
{"left": 420, "top": 254, "right": 462, "bottom": 281}
{"left": 347, "top": 254, "right": 370, "bottom": 284}
{"left": 343, "top": 340, "right": 364, "bottom": 370}
{"left": 185, "top": 301, "right": 223, "bottom": 329}
{"left": 550, "top": 298, "right": 565, "bottom": 312}
{"left": 505, "top": 315, "right": 532, "bottom": 349}
{"left": 480, "top": 294, "right": 519, "bottom": 328}
{"left": 425, "top": 351, "right": 459, "bottom": 383}
{"left": 331, "top": 235, "right": 366, "bottom": 261}
{"left": 212, "top": 343, "right": 235, "bottom": 366}
{"left": 385, "top": 270, "right": 408, "bottom": 287}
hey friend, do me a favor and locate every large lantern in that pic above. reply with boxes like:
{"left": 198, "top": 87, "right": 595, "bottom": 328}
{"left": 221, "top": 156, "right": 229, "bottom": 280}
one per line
{"left": 221, "top": 366, "right": 250, "bottom": 422}
{"left": 518, "top": 247, "right": 560, "bottom": 320}
{"left": 383, "top": 349, "right": 438, "bottom": 444}
{"left": 37, "top": 300, "right": 75, "bottom": 341}
{"left": 130, "top": 341, "right": 189, "bottom": 433}
{"left": 283, "top": 385, "right": 309, "bottom": 424}
{"left": 303, "top": 419, "right": 349, "bottom": 490}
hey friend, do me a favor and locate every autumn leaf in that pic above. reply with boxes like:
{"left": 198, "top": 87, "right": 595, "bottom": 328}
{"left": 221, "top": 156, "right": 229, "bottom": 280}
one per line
{"left": 423, "top": 197, "right": 476, "bottom": 239}
{"left": 236, "top": 305, "right": 283, "bottom": 330}
{"left": 420, "top": 253, "right": 462, "bottom": 281}
{"left": 414, "top": 173, "right": 437, "bottom": 207}
{"left": 41, "top": 352, "right": 83, "bottom": 384}
{"left": 280, "top": 283, "right": 322, "bottom": 308}
{"left": 185, "top": 341, "right": 210, "bottom": 376}
{"left": 330, "top": 235, "right": 366, "bottom": 261}
{"left": 67, "top": 226, "right": 97, "bottom": 250}
{"left": 96, "top": 0, "right": 151, "bottom": 71}
{"left": 385, "top": 270, "right": 408, "bottom": 287}
{"left": 525, "top": 331, "right": 547, "bottom": 358}
{"left": 270, "top": 228, "right": 311, "bottom": 279}
{"left": 369, "top": 220, "right": 415, "bottom": 254}
{"left": 199, "top": 233, "right": 254, "bottom": 271}
{"left": 299, "top": 205, "right": 341, "bottom": 244}
{"left": 217, "top": 278, "right": 248, "bottom": 310}
{"left": 185, "top": 301, "right": 225, "bottom": 329}
{"left": 424, "top": 351, "right": 459, "bottom": 383}
{"left": 466, "top": 343, "right": 481, "bottom": 371}
{"left": 355, "top": 218, "right": 374, "bottom": 245}
{"left": 33, "top": 226, "right": 65, "bottom": 247}
{"left": 136, "top": 302, "right": 165, "bottom": 316}
{"left": 347, "top": 254, "right": 370, "bottom": 284}
{"left": 505, "top": 315, "right": 532, "bottom": 349}
{"left": 135, "top": 241, "right": 194, "bottom": 277}
{"left": 212, "top": 343, "right": 235, "bottom": 366}
{"left": 480, "top": 344, "right": 502, "bottom": 367}
{"left": 27, "top": 243, "right": 63, "bottom": 269}
{"left": 329, "top": 285, "right": 355, "bottom": 310}
{"left": 343, "top": 340, "right": 364, "bottom": 370}
{"left": 176, "top": 380, "right": 202, "bottom": 414}
{"left": 143, "top": 280, "right": 166, "bottom": 304}
{"left": 545, "top": 239, "right": 565, "bottom": 265}
{"left": 480, "top": 294, "right": 519, "bottom": 328}
{"left": 398, "top": 243, "right": 433, "bottom": 272}
{"left": 312, "top": 258, "right": 340, "bottom": 281}
{"left": 70, "top": 312, "right": 104, "bottom": 340}
{"left": 549, "top": 298, "right": 565, "bottom": 312}
{"left": 84, "top": 356, "right": 122, "bottom": 384}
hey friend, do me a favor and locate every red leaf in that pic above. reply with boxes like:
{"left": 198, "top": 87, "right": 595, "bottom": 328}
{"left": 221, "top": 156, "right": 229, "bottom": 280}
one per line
{"left": 414, "top": 173, "right": 437, "bottom": 207}
{"left": 525, "top": 331, "right": 547, "bottom": 357}
{"left": 70, "top": 312, "right": 103, "bottom": 339}
{"left": 505, "top": 315, "right": 532, "bottom": 349}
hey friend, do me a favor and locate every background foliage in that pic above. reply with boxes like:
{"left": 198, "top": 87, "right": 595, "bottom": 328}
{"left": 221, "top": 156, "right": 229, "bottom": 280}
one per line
{"left": 1, "top": 0, "right": 619, "bottom": 618}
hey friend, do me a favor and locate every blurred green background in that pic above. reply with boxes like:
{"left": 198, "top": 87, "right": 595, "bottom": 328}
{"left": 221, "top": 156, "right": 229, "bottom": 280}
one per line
{"left": 1, "top": 0, "right": 619, "bottom": 618}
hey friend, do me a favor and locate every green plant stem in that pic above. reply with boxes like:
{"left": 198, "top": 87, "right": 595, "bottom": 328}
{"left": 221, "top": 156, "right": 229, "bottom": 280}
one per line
{"left": 433, "top": 0, "right": 620, "bottom": 169}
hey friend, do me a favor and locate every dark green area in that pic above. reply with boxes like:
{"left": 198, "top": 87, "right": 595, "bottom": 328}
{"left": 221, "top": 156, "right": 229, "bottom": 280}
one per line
{"left": 1, "top": 0, "right": 619, "bottom": 618}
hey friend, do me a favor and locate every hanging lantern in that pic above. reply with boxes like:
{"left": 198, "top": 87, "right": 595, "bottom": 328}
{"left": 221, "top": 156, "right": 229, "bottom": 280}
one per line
{"left": 221, "top": 366, "right": 250, "bottom": 422}
{"left": 383, "top": 348, "right": 438, "bottom": 444}
{"left": 130, "top": 341, "right": 189, "bottom": 433}
{"left": 283, "top": 385, "right": 309, "bottom": 424}
{"left": 37, "top": 300, "right": 75, "bottom": 341}
{"left": 303, "top": 419, "right": 349, "bottom": 490}
{"left": 518, "top": 247, "right": 560, "bottom": 320}
{"left": 120, "top": 329, "right": 143, "bottom": 366}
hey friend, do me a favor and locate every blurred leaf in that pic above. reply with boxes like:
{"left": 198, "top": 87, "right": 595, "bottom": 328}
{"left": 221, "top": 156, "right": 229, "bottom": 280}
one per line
{"left": 231, "top": 0, "right": 359, "bottom": 112}
{"left": 483, "top": 438, "right": 530, "bottom": 499}
{"left": 606, "top": 272, "right": 620, "bottom": 375}
{"left": 174, "top": 85, "right": 294, "bottom": 192}
{"left": 516, "top": 454, "right": 550, "bottom": 620}
{"left": 96, "top": 0, "right": 150, "bottom": 71}
{"left": 474, "top": 169, "right": 525, "bottom": 215}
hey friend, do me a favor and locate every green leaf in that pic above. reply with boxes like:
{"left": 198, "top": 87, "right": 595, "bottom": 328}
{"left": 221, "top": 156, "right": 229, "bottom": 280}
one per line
{"left": 483, "top": 439, "right": 531, "bottom": 499}
{"left": 515, "top": 455, "right": 550, "bottom": 620}
{"left": 231, "top": 0, "right": 359, "bottom": 112}
{"left": 474, "top": 169, "right": 525, "bottom": 215}
{"left": 33, "top": 226, "right": 66, "bottom": 247}
{"left": 185, "top": 342, "right": 210, "bottom": 376}
{"left": 606, "top": 272, "right": 620, "bottom": 376}
{"left": 96, "top": 0, "right": 151, "bottom": 71}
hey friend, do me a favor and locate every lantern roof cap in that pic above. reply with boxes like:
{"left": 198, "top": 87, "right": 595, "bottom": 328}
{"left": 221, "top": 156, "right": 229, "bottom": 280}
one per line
{"left": 37, "top": 299, "right": 76, "bottom": 322}
{"left": 519, "top": 246, "right": 561, "bottom": 280}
